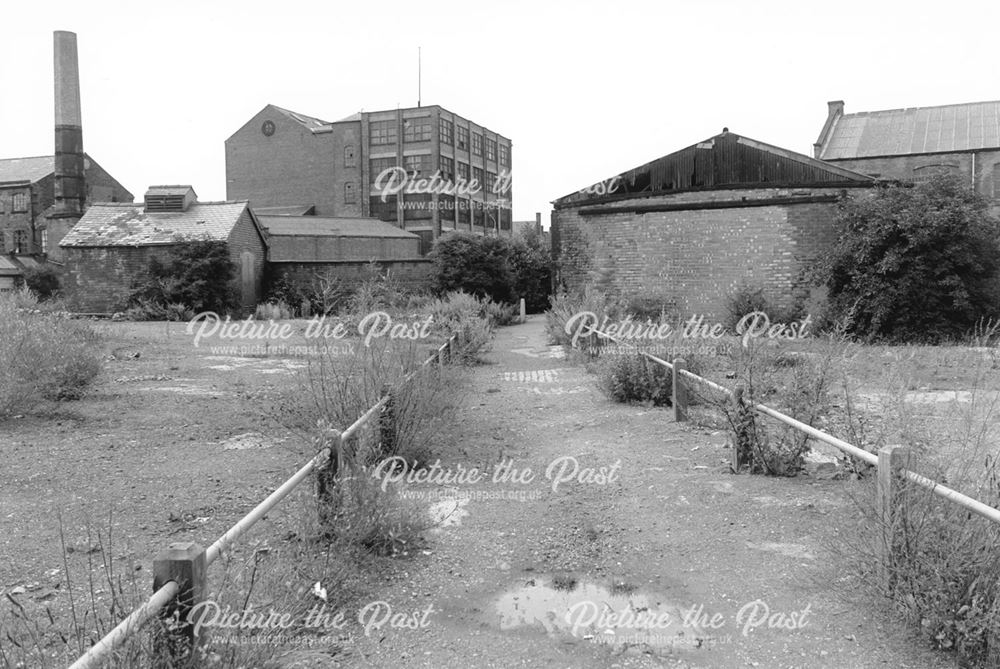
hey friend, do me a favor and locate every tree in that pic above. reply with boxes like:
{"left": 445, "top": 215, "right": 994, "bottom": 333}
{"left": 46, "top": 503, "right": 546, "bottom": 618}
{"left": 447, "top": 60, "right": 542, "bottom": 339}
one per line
{"left": 822, "top": 174, "right": 1000, "bottom": 342}
{"left": 430, "top": 232, "right": 515, "bottom": 303}
{"left": 509, "top": 226, "right": 552, "bottom": 313}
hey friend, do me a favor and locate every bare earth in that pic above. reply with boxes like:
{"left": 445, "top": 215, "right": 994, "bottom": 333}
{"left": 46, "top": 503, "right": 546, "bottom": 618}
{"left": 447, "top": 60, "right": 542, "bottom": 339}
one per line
{"left": 342, "top": 317, "right": 958, "bottom": 669}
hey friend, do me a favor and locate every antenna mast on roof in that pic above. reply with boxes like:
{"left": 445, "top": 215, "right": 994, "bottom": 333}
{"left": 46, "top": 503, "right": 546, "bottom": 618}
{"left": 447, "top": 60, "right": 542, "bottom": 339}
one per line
{"left": 418, "top": 46, "right": 421, "bottom": 108}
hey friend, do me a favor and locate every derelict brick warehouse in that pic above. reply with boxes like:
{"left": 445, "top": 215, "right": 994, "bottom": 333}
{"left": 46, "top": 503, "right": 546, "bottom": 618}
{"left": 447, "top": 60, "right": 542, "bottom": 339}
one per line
{"left": 551, "top": 130, "right": 876, "bottom": 320}
{"left": 59, "top": 186, "right": 267, "bottom": 313}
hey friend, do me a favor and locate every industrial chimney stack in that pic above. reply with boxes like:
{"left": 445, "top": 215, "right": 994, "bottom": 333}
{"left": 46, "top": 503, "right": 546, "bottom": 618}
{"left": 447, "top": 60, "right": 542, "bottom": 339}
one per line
{"left": 48, "top": 30, "right": 85, "bottom": 258}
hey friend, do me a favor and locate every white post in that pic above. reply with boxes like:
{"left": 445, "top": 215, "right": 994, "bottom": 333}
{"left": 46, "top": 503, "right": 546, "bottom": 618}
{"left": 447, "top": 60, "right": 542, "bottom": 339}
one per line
{"left": 519, "top": 297, "right": 526, "bottom": 323}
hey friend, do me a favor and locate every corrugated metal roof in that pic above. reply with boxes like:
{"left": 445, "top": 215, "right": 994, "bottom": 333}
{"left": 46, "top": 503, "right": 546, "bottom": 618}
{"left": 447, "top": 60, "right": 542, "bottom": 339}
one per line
{"left": 555, "top": 130, "right": 874, "bottom": 206}
{"left": 0, "top": 156, "right": 55, "bottom": 184}
{"left": 61, "top": 202, "right": 250, "bottom": 247}
{"left": 821, "top": 100, "right": 1000, "bottom": 159}
{"left": 258, "top": 215, "right": 418, "bottom": 239}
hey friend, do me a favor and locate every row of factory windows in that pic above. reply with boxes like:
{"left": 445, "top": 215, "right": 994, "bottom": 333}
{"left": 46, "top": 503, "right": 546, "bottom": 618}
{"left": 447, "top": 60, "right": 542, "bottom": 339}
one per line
{"left": 368, "top": 120, "right": 509, "bottom": 165}
{"left": 368, "top": 157, "right": 504, "bottom": 191}
{"left": 368, "top": 194, "right": 512, "bottom": 227}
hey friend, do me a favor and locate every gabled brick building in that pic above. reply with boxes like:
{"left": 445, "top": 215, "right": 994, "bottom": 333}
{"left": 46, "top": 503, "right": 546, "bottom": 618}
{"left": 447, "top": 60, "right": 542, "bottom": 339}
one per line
{"left": 0, "top": 154, "right": 132, "bottom": 257}
{"left": 551, "top": 130, "right": 876, "bottom": 319}
{"left": 814, "top": 99, "right": 1000, "bottom": 214}
{"left": 59, "top": 186, "right": 266, "bottom": 313}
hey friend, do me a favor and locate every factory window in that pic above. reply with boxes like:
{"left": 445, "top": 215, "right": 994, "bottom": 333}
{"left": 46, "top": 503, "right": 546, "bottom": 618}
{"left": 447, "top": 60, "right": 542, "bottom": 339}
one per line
{"left": 439, "top": 119, "right": 453, "bottom": 145}
{"left": 472, "top": 133, "right": 483, "bottom": 156}
{"left": 370, "top": 157, "right": 397, "bottom": 179}
{"left": 344, "top": 182, "right": 357, "bottom": 204}
{"left": 457, "top": 126, "right": 469, "bottom": 151}
{"left": 370, "top": 120, "right": 397, "bottom": 145}
{"left": 472, "top": 166, "right": 484, "bottom": 189}
{"left": 486, "top": 138, "right": 497, "bottom": 162}
{"left": 13, "top": 230, "right": 27, "bottom": 253}
{"left": 499, "top": 144, "right": 509, "bottom": 167}
{"left": 457, "top": 198, "right": 471, "bottom": 225}
{"left": 11, "top": 192, "right": 28, "bottom": 213}
{"left": 439, "top": 156, "right": 455, "bottom": 182}
{"left": 41, "top": 229, "right": 48, "bottom": 253}
{"left": 404, "top": 154, "right": 427, "bottom": 177}
{"left": 344, "top": 145, "right": 356, "bottom": 168}
{"left": 500, "top": 208, "right": 512, "bottom": 231}
{"left": 458, "top": 161, "right": 470, "bottom": 183}
{"left": 404, "top": 121, "right": 432, "bottom": 143}
{"left": 486, "top": 171, "right": 497, "bottom": 193}
{"left": 473, "top": 200, "right": 484, "bottom": 227}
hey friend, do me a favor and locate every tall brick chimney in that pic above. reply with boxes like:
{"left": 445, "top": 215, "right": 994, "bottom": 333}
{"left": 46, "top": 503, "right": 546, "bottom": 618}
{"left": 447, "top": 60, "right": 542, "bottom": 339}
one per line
{"left": 48, "top": 30, "right": 85, "bottom": 258}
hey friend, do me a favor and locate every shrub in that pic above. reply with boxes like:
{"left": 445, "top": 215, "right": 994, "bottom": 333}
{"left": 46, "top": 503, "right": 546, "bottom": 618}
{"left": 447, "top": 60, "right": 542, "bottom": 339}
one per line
{"left": 509, "top": 227, "right": 552, "bottom": 313}
{"left": 0, "top": 290, "right": 102, "bottom": 417}
{"left": 622, "top": 288, "right": 678, "bottom": 322}
{"left": 423, "top": 291, "right": 496, "bottom": 362}
{"left": 430, "top": 232, "right": 515, "bottom": 303}
{"left": 255, "top": 301, "right": 294, "bottom": 320}
{"left": 126, "top": 239, "right": 238, "bottom": 317}
{"left": 821, "top": 174, "right": 1000, "bottom": 342}
{"left": 347, "top": 262, "right": 409, "bottom": 314}
{"left": 21, "top": 265, "right": 61, "bottom": 301}
{"left": 545, "top": 287, "right": 623, "bottom": 348}
{"left": 597, "top": 353, "right": 672, "bottom": 405}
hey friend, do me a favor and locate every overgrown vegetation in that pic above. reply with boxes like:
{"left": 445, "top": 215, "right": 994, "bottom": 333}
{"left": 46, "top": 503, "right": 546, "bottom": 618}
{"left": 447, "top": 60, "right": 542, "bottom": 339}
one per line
{"left": 125, "top": 240, "right": 238, "bottom": 319}
{"left": 821, "top": 174, "right": 1000, "bottom": 342}
{"left": 596, "top": 352, "right": 673, "bottom": 406}
{"left": 430, "top": 230, "right": 551, "bottom": 313}
{"left": 0, "top": 289, "right": 102, "bottom": 419}
{"left": 21, "top": 265, "right": 62, "bottom": 301}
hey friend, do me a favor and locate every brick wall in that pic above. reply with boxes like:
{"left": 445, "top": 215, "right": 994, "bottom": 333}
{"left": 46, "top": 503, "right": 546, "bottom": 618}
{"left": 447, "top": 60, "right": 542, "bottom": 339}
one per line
{"left": 226, "top": 106, "right": 363, "bottom": 216}
{"left": 270, "top": 259, "right": 435, "bottom": 292}
{"left": 63, "top": 245, "right": 173, "bottom": 313}
{"left": 227, "top": 209, "right": 268, "bottom": 311}
{"left": 267, "top": 234, "right": 421, "bottom": 262}
{"left": 552, "top": 187, "right": 853, "bottom": 320}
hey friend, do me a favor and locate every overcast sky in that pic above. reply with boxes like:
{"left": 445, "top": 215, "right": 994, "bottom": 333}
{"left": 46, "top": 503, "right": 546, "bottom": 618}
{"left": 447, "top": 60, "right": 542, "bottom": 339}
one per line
{"left": 2, "top": 0, "right": 998, "bottom": 225}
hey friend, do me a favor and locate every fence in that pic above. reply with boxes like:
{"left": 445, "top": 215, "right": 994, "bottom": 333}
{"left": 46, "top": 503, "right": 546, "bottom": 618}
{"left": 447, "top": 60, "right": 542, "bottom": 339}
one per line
{"left": 66, "top": 332, "right": 464, "bottom": 669}
{"left": 580, "top": 325, "right": 1000, "bottom": 589}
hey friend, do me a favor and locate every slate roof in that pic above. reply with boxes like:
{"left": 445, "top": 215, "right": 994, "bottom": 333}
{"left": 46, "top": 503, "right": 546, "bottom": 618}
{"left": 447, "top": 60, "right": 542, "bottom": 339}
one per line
{"left": 0, "top": 256, "right": 23, "bottom": 276}
{"left": 272, "top": 105, "right": 331, "bottom": 130}
{"left": 258, "top": 215, "right": 418, "bottom": 239}
{"left": 0, "top": 156, "right": 57, "bottom": 184}
{"left": 819, "top": 100, "right": 1000, "bottom": 160}
{"left": 61, "top": 201, "right": 252, "bottom": 247}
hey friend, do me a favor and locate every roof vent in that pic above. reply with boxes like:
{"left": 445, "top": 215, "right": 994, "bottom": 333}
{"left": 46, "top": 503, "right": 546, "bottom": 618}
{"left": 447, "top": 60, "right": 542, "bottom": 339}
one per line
{"left": 144, "top": 185, "right": 197, "bottom": 212}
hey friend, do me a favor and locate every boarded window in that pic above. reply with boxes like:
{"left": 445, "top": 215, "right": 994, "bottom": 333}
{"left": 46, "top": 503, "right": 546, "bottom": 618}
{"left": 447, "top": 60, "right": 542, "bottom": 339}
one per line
{"left": 344, "top": 145, "right": 356, "bottom": 168}
{"left": 344, "top": 182, "right": 357, "bottom": 204}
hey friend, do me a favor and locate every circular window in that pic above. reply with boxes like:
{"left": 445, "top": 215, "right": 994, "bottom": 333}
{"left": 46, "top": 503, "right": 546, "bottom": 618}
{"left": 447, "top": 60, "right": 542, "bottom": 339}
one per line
{"left": 262, "top": 120, "right": 276, "bottom": 137}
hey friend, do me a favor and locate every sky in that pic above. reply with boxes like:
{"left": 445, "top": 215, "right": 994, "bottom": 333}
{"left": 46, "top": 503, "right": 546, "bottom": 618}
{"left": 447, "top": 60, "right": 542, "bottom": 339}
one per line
{"left": 2, "top": 0, "right": 999, "bottom": 226}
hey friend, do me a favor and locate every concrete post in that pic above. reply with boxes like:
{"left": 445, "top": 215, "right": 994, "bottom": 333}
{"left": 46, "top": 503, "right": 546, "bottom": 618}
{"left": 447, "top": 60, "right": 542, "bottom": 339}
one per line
{"left": 876, "top": 444, "right": 911, "bottom": 594}
{"left": 672, "top": 358, "right": 687, "bottom": 422}
{"left": 152, "top": 542, "right": 207, "bottom": 660}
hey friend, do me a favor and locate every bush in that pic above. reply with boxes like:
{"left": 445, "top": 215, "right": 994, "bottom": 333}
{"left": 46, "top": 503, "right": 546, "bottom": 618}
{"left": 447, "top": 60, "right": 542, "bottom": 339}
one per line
{"left": 347, "top": 262, "right": 409, "bottom": 314}
{"left": 424, "top": 291, "right": 496, "bottom": 362}
{"left": 597, "top": 353, "right": 672, "bottom": 405}
{"left": 545, "top": 287, "right": 623, "bottom": 348}
{"left": 430, "top": 232, "right": 515, "bottom": 303}
{"left": 722, "top": 283, "right": 801, "bottom": 333}
{"left": 21, "top": 266, "right": 61, "bottom": 301}
{"left": 255, "top": 301, "right": 294, "bottom": 320}
{"left": 0, "top": 290, "right": 102, "bottom": 417}
{"left": 509, "top": 227, "right": 552, "bottom": 313}
{"left": 622, "top": 288, "right": 678, "bottom": 322}
{"left": 822, "top": 174, "right": 1000, "bottom": 342}
{"left": 126, "top": 239, "right": 238, "bottom": 317}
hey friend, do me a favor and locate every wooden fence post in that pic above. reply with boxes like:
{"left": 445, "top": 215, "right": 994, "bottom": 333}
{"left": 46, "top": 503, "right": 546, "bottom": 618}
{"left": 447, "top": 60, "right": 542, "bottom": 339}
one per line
{"left": 672, "top": 357, "right": 688, "bottom": 422}
{"left": 153, "top": 542, "right": 207, "bottom": 661}
{"left": 379, "top": 386, "right": 396, "bottom": 456}
{"left": 876, "top": 444, "right": 911, "bottom": 594}
{"left": 730, "top": 384, "right": 749, "bottom": 472}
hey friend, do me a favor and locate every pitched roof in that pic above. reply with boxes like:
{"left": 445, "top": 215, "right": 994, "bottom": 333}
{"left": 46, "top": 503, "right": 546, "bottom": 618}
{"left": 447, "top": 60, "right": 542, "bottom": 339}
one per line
{"left": 271, "top": 105, "right": 331, "bottom": 130}
{"left": 253, "top": 204, "right": 316, "bottom": 216}
{"left": 258, "top": 215, "right": 418, "bottom": 239}
{"left": 0, "top": 256, "right": 23, "bottom": 276}
{"left": 555, "top": 130, "right": 874, "bottom": 206}
{"left": 819, "top": 100, "right": 1000, "bottom": 160}
{"left": 61, "top": 201, "right": 252, "bottom": 247}
{"left": 0, "top": 156, "right": 56, "bottom": 184}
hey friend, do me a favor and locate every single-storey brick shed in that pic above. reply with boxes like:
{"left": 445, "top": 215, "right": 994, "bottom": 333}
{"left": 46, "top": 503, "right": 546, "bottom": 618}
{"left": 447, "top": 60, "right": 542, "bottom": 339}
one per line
{"left": 551, "top": 129, "right": 877, "bottom": 320}
{"left": 60, "top": 185, "right": 267, "bottom": 313}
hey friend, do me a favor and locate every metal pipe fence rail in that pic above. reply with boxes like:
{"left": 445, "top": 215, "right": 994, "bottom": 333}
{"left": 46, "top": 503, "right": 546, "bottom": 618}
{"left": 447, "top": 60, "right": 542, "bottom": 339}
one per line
{"left": 66, "top": 332, "right": 463, "bottom": 669}
{"left": 579, "top": 324, "right": 1000, "bottom": 587}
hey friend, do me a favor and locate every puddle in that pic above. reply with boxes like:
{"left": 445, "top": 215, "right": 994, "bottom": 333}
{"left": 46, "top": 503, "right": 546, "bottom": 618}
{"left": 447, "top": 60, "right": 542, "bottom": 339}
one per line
{"left": 495, "top": 576, "right": 706, "bottom": 654}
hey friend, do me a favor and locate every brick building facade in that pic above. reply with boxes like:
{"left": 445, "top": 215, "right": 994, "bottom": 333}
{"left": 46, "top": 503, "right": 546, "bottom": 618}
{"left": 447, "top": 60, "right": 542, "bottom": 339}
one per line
{"left": 552, "top": 131, "right": 875, "bottom": 320}
{"left": 0, "top": 154, "right": 132, "bottom": 258}
{"left": 59, "top": 186, "right": 266, "bottom": 313}
{"left": 226, "top": 104, "right": 513, "bottom": 254}
{"left": 815, "top": 100, "right": 1000, "bottom": 215}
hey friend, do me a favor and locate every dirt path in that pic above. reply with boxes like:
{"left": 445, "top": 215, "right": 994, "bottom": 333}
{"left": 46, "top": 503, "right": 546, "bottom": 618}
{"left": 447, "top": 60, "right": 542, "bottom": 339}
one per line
{"left": 343, "top": 317, "right": 956, "bottom": 668}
